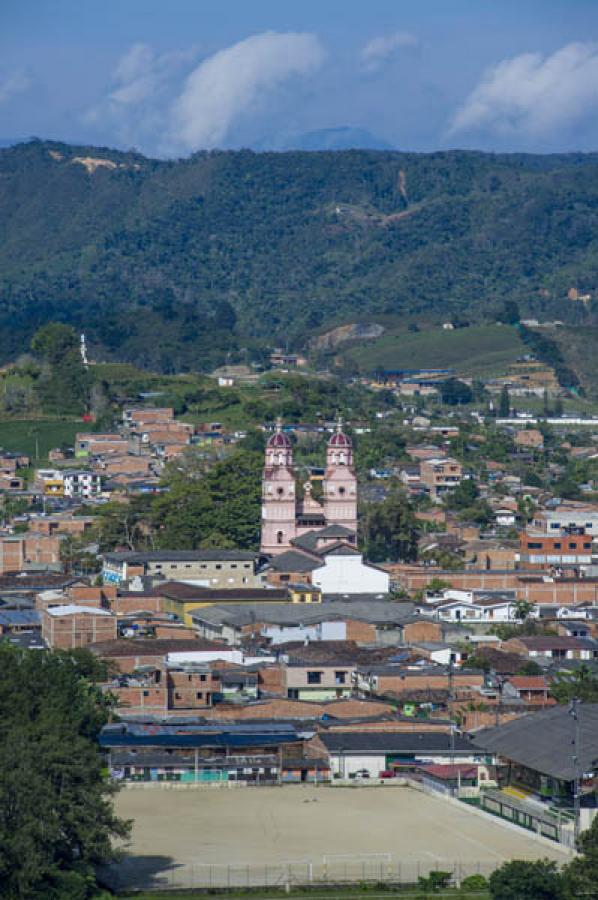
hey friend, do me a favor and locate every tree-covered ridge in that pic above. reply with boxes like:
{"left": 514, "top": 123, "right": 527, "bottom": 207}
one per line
{"left": 4, "top": 141, "right": 598, "bottom": 370}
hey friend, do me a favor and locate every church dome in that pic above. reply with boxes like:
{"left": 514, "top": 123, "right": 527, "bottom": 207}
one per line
{"left": 329, "top": 430, "right": 352, "bottom": 448}
{"left": 268, "top": 430, "right": 292, "bottom": 448}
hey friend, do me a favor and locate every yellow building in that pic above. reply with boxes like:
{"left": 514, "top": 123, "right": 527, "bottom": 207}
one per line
{"left": 159, "top": 584, "right": 321, "bottom": 626}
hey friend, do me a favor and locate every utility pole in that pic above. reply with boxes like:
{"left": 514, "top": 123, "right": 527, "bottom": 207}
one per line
{"left": 570, "top": 697, "right": 581, "bottom": 844}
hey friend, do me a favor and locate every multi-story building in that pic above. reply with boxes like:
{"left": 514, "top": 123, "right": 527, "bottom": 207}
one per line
{"left": 41, "top": 604, "right": 117, "bottom": 649}
{"left": 419, "top": 457, "right": 463, "bottom": 499}
{"left": 62, "top": 470, "right": 102, "bottom": 498}
{"left": 517, "top": 531, "right": 595, "bottom": 570}
{"left": 101, "top": 549, "right": 263, "bottom": 587}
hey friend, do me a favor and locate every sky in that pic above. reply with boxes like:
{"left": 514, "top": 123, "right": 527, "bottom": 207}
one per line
{"left": 2, "top": 0, "right": 598, "bottom": 157}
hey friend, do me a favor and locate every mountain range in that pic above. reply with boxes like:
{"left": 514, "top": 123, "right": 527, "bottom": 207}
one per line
{"left": 2, "top": 139, "right": 598, "bottom": 371}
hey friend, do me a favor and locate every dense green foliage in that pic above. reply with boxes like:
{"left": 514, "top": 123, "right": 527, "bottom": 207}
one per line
{"left": 489, "top": 817, "right": 598, "bottom": 899}
{"left": 92, "top": 448, "right": 262, "bottom": 552}
{"left": 5, "top": 141, "right": 598, "bottom": 370}
{"left": 488, "top": 859, "right": 564, "bottom": 899}
{"left": 0, "top": 645, "right": 128, "bottom": 898}
{"left": 360, "top": 485, "right": 420, "bottom": 562}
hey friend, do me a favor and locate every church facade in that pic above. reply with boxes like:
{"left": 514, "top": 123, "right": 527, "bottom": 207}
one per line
{"left": 260, "top": 420, "right": 358, "bottom": 556}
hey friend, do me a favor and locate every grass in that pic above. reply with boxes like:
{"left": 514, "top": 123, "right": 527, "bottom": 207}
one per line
{"left": 546, "top": 325, "right": 598, "bottom": 398}
{"left": 344, "top": 325, "right": 524, "bottom": 377}
{"left": 0, "top": 418, "right": 82, "bottom": 461}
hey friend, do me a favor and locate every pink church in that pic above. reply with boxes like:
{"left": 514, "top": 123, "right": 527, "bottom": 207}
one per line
{"left": 260, "top": 419, "right": 358, "bottom": 556}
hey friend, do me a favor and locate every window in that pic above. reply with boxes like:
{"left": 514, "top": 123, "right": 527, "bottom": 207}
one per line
{"left": 175, "top": 692, "right": 182, "bottom": 700}
{"left": 554, "top": 543, "right": 561, "bottom": 549}
{"left": 527, "top": 542, "right": 542, "bottom": 550}
{"left": 307, "top": 671, "right": 322, "bottom": 685}
{"left": 279, "top": 574, "right": 290, "bottom": 581}
{"left": 196, "top": 692, "right": 203, "bottom": 700}
{"left": 231, "top": 564, "right": 237, "bottom": 569}
{"left": 171, "top": 564, "right": 178, "bottom": 569}
{"left": 277, "top": 531, "right": 284, "bottom": 545}
{"left": 215, "top": 564, "right": 222, "bottom": 570}
{"left": 143, "top": 690, "right": 149, "bottom": 697}
{"left": 200, "top": 674, "right": 206, "bottom": 682}
{"left": 287, "top": 689, "right": 299, "bottom": 699}
{"left": 584, "top": 543, "right": 592, "bottom": 550}
{"left": 277, "top": 487, "right": 284, "bottom": 496}
{"left": 569, "top": 543, "right": 577, "bottom": 550}
{"left": 243, "top": 563, "right": 251, "bottom": 569}
{"left": 338, "top": 487, "right": 345, "bottom": 496}
{"left": 335, "top": 671, "right": 346, "bottom": 685}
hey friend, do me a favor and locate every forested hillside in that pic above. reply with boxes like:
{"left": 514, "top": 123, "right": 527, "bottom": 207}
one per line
{"left": 3, "top": 140, "right": 598, "bottom": 371}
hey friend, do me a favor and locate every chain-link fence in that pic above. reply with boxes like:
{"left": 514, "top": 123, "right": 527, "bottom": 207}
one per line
{"left": 102, "top": 854, "right": 502, "bottom": 893}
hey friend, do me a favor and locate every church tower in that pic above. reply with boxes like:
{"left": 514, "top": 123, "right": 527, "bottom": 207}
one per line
{"left": 260, "top": 419, "right": 297, "bottom": 555}
{"left": 322, "top": 418, "right": 358, "bottom": 535}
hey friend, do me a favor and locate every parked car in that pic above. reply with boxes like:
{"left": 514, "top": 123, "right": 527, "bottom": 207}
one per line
{"left": 380, "top": 769, "right": 397, "bottom": 779}
{"left": 351, "top": 769, "right": 370, "bottom": 779}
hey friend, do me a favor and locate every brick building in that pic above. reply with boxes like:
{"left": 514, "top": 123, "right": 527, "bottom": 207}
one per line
{"left": 42, "top": 605, "right": 117, "bottom": 649}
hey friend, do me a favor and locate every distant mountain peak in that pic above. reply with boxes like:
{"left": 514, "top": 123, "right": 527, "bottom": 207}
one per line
{"left": 280, "top": 127, "right": 395, "bottom": 151}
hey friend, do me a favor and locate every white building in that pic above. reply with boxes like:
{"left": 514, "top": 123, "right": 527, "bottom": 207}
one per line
{"left": 62, "top": 470, "right": 102, "bottom": 499}
{"left": 311, "top": 545, "right": 389, "bottom": 596}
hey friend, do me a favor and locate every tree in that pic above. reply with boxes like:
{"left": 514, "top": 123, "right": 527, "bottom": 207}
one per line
{"left": 30, "top": 322, "right": 91, "bottom": 415}
{"left": 151, "top": 448, "right": 262, "bottom": 550}
{"left": 448, "top": 478, "right": 479, "bottom": 509}
{"left": 498, "top": 385, "right": 510, "bottom": 418}
{"left": 488, "top": 859, "right": 564, "bottom": 899}
{"left": 361, "top": 487, "right": 420, "bottom": 563}
{"left": 0, "top": 644, "right": 129, "bottom": 898}
{"left": 563, "top": 813, "right": 598, "bottom": 897}
{"left": 550, "top": 666, "right": 598, "bottom": 704}
{"left": 498, "top": 300, "right": 520, "bottom": 325}
{"left": 440, "top": 378, "right": 473, "bottom": 406}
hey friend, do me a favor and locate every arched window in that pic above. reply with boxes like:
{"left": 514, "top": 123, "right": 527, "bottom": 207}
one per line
{"left": 277, "top": 530, "right": 284, "bottom": 545}
{"left": 277, "top": 487, "right": 284, "bottom": 496}
{"left": 339, "top": 486, "right": 346, "bottom": 496}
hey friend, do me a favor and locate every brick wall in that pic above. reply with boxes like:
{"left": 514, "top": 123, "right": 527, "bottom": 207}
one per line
{"left": 111, "top": 594, "right": 163, "bottom": 615}
{"left": 257, "top": 664, "right": 285, "bottom": 696}
{"left": 345, "top": 620, "right": 377, "bottom": 642}
{"left": 403, "top": 620, "right": 443, "bottom": 643}
{"left": 167, "top": 670, "right": 218, "bottom": 708}
{"left": 377, "top": 671, "right": 484, "bottom": 693}
{"left": 42, "top": 610, "right": 117, "bottom": 649}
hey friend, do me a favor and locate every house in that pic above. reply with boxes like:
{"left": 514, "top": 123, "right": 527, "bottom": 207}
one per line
{"left": 355, "top": 664, "right": 485, "bottom": 698}
{"left": 420, "top": 590, "right": 519, "bottom": 624}
{"left": 101, "top": 550, "right": 263, "bottom": 587}
{"left": 41, "top": 604, "right": 117, "bottom": 649}
{"left": 505, "top": 634, "right": 598, "bottom": 661}
{"left": 514, "top": 429, "right": 544, "bottom": 451}
{"left": 88, "top": 637, "right": 232, "bottom": 673}
{"left": 75, "top": 433, "right": 129, "bottom": 457}
{"left": 320, "top": 731, "right": 486, "bottom": 779}
{"left": 502, "top": 676, "right": 551, "bottom": 705}
{"left": 534, "top": 507, "right": 598, "bottom": 538}
{"left": 419, "top": 457, "right": 463, "bottom": 499}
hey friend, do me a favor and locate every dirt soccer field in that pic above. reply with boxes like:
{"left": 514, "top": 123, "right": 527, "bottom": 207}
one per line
{"left": 111, "top": 786, "right": 569, "bottom": 889}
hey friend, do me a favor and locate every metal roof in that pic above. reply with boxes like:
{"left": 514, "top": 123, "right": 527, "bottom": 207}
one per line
{"left": 473, "top": 704, "right": 598, "bottom": 781}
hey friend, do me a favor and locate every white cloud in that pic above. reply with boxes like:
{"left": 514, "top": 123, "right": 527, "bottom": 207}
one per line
{"left": 360, "top": 31, "right": 418, "bottom": 73}
{"left": 84, "top": 43, "right": 196, "bottom": 145}
{"left": 170, "top": 31, "right": 325, "bottom": 152}
{"left": 449, "top": 42, "right": 598, "bottom": 138}
{"left": 0, "top": 69, "right": 32, "bottom": 105}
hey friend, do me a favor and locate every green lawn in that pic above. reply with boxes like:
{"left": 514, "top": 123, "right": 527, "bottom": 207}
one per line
{"left": 344, "top": 324, "right": 524, "bottom": 377}
{"left": 0, "top": 419, "right": 82, "bottom": 461}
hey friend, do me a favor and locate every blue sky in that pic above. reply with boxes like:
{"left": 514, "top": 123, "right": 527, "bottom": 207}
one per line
{"left": 2, "top": 0, "right": 598, "bottom": 156}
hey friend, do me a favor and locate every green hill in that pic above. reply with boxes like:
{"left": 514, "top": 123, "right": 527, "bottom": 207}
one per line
{"left": 4, "top": 140, "right": 598, "bottom": 372}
